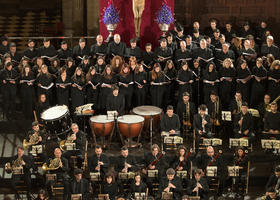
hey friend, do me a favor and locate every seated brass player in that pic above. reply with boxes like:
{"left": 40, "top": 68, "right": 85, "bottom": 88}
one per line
{"left": 264, "top": 102, "right": 280, "bottom": 138}
{"left": 70, "top": 168, "right": 90, "bottom": 200}
{"left": 186, "top": 169, "right": 209, "bottom": 200}
{"left": 9, "top": 146, "right": 32, "bottom": 200}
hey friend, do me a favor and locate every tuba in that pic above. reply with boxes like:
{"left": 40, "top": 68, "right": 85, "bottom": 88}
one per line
{"left": 42, "top": 158, "right": 61, "bottom": 172}
{"left": 23, "top": 132, "right": 40, "bottom": 149}
{"left": 183, "top": 102, "right": 192, "bottom": 128}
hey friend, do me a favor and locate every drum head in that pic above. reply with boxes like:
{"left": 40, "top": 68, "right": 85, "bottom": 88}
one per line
{"left": 133, "top": 106, "right": 162, "bottom": 116}
{"left": 41, "top": 105, "right": 69, "bottom": 121}
{"left": 90, "top": 115, "right": 114, "bottom": 123}
{"left": 118, "top": 115, "right": 144, "bottom": 123}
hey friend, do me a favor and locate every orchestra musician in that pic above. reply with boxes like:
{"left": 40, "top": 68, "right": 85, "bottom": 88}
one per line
{"left": 106, "top": 85, "right": 125, "bottom": 116}
{"left": 266, "top": 165, "right": 280, "bottom": 192}
{"left": 159, "top": 168, "right": 182, "bottom": 200}
{"left": 115, "top": 146, "right": 136, "bottom": 173}
{"left": 34, "top": 189, "right": 49, "bottom": 200}
{"left": 264, "top": 187, "right": 280, "bottom": 200}
{"left": 186, "top": 169, "right": 209, "bottom": 200}
{"left": 230, "top": 91, "right": 243, "bottom": 116}
{"left": 233, "top": 102, "right": 255, "bottom": 142}
{"left": 160, "top": 105, "right": 181, "bottom": 137}
{"left": 102, "top": 173, "right": 122, "bottom": 200}
{"left": 128, "top": 172, "right": 147, "bottom": 199}
{"left": 70, "top": 168, "right": 90, "bottom": 200}
{"left": 264, "top": 102, "right": 280, "bottom": 138}
{"left": 171, "top": 145, "right": 191, "bottom": 176}
{"left": 9, "top": 146, "right": 32, "bottom": 200}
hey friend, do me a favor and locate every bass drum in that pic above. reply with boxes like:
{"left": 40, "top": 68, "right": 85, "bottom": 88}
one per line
{"left": 117, "top": 115, "right": 144, "bottom": 138}
{"left": 41, "top": 105, "right": 71, "bottom": 138}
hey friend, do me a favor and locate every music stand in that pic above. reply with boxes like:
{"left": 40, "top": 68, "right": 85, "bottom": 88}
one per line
{"left": 228, "top": 166, "right": 239, "bottom": 177}
{"left": 71, "top": 194, "right": 82, "bottom": 200}
{"left": 202, "top": 138, "right": 222, "bottom": 146}
{"left": 90, "top": 172, "right": 101, "bottom": 182}
{"left": 147, "top": 170, "right": 158, "bottom": 178}
{"left": 222, "top": 111, "right": 231, "bottom": 121}
{"left": 206, "top": 166, "right": 217, "bottom": 177}
{"left": 107, "top": 111, "right": 117, "bottom": 121}
{"left": 135, "top": 192, "right": 146, "bottom": 200}
{"left": 261, "top": 139, "right": 280, "bottom": 150}
{"left": 98, "top": 194, "right": 109, "bottom": 200}
{"left": 229, "top": 138, "right": 248, "bottom": 148}
{"left": 118, "top": 172, "right": 135, "bottom": 180}
{"left": 31, "top": 145, "right": 43, "bottom": 156}
{"left": 176, "top": 170, "right": 188, "bottom": 179}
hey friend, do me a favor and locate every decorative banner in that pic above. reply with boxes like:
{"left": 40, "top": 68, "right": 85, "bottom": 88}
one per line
{"left": 99, "top": 0, "right": 174, "bottom": 49}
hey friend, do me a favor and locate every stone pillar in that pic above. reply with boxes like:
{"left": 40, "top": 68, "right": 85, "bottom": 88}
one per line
{"left": 62, "top": 0, "right": 74, "bottom": 36}
{"left": 72, "top": 0, "right": 84, "bottom": 35}
{"left": 87, "top": 0, "right": 100, "bottom": 36}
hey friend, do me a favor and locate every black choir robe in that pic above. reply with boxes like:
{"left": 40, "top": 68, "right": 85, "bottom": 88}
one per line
{"left": 177, "top": 69, "right": 193, "bottom": 100}
{"left": 192, "top": 47, "right": 214, "bottom": 69}
{"left": 187, "top": 177, "right": 209, "bottom": 200}
{"left": 134, "top": 71, "right": 147, "bottom": 106}
{"left": 219, "top": 67, "right": 236, "bottom": 109}
{"left": 176, "top": 100, "right": 196, "bottom": 123}
{"left": 264, "top": 111, "right": 280, "bottom": 132}
{"left": 268, "top": 68, "right": 280, "bottom": 101}
{"left": 20, "top": 72, "right": 35, "bottom": 119}
{"left": 141, "top": 51, "right": 155, "bottom": 71}
{"left": 71, "top": 75, "right": 85, "bottom": 110}
{"left": 250, "top": 65, "right": 267, "bottom": 107}
{"left": 236, "top": 67, "right": 252, "bottom": 104}
{"left": 107, "top": 41, "right": 126, "bottom": 58}
{"left": 174, "top": 48, "right": 192, "bottom": 69}
{"left": 261, "top": 44, "right": 280, "bottom": 59}
{"left": 56, "top": 75, "right": 71, "bottom": 106}
{"left": 159, "top": 176, "right": 182, "bottom": 200}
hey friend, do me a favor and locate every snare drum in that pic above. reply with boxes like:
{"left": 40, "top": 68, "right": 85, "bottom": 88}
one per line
{"left": 117, "top": 115, "right": 144, "bottom": 138}
{"left": 41, "top": 105, "right": 71, "bottom": 136}
{"left": 132, "top": 106, "right": 162, "bottom": 130}
{"left": 90, "top": 115, "right": 114, "bottom": 137}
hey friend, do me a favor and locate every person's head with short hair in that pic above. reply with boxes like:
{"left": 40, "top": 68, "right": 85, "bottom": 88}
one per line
{"left": 9, "top": 42, "right": 16, "bottom": 53}
{"left": 134, "top": 171, "right": 142, "bottom": 183}
{"left": 54, "top": 148, "right": 62, "bottom": 158}
{"left": 61, "top": 40, "right": 68, "bottom": 50}
{"left": 199, "top": 104, "right": 207, "bottom": 116}
{"left": 225, "top": 21, "right": 232, "bottom": 31}
{"left": 96, "top": 35, "right": 103, "bottom": 44}
{"left": 17, "top": 146, "right": 24, "bottom": 158}
{"left": 130, "top": 38, "right": 137, "bottom": 48}
{"left": 185, "top": 35, "right": 192, "bottom": 45}
{"left": 213, "top": 29, "right": 220, "bottom": 38}
{"left": 151, "top": 144, "right": 160, "bottom": 156}
{"left": 264, "top": 94, "right": 271, "bottom": 104}
{"left": 121, "top": 146, "right": 128, "bottom": 157}
{"left": 28, "top": 39, "right": 35, "bottom": 48}
{"left": 193, "top": 21, "right": 200, "bottom": 30}
{"left": 160, "top": 38, "right": 167, "bottom": 48}
{"left": 43, "top": 38, "right": 50, "bottom": 48}
{"left": 166, "top": 105, "right": 174, "bottom": 117}
{"left": 206, "top": 146, "right": 214, "bottom": 157}
{"left": 181, "top": 195, "right": 189, "bottom": 200}
{"left": 71, "top": 123, "right": 79, "bottom": 134}
{"left": 210, "top": 91, "right": 217, "bottom": 102}
{"left": 95, "top": 145, "right": 102, "bottom": 157}
{"left": 145, "top": 43, "right": 152, "bottom": 52}
{"left": 243, "top": 21, "right": 250, "bottom": 31}
{"left": 74, "top": 168, "right": 83, "bottom": 182}
{"left": 194, "top": 168, "right": 202, "bottom": 181}
{"left": 271, "top": 102, "right": 278, "bottom": 113}
{"left": 112, "top": 85, "right": 119, "bottom": 96}
{"left": 32, "top": 121, "right": 39, "bottom": 132}
{"left": 235, "top": 91, "right": 242, "bottom": 101}
{"left": 114, "top": 34, "right": 121, "bottom": 44}
{"left": 266, "top": 35, "right": 274, "bottom": 47}
{"left": 275, "top": 165, "right": 280, "bottom": 177}
{"left": 39, "top": 93, "right": 46, "bottom": 104}
{"left": 241, "top": 102, "right": 248, "bottom": 114}
{"left": 166, "top": 168, "right": 175, "bottom": 180}
{"left": 200, "top": 39, "right": 207, "bottom": 49}
{"left": 209, "top": 19, "right": 217, "bottom": 30}
{"left": 1, "top": 36, "right": 8, "bottom": 46}
{"left": 182, "top": 92, "right": 190, "bottom": 103}
{"left": 180, "top": 40, "right": 186, "bottom": 50}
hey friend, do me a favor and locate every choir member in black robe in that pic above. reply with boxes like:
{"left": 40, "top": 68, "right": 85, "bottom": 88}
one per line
{"left": 174, "top": 40, "right": 192, "bottom": 70}
{"left": 185, "top": 35, "right": 198, "bottom": 51}
{"left": 241, "top": 39, "right": 257, "bottom": 69}
{"left": 230, "top": 36, "right": 242, "bottom": 60}
{"left": 176, "top": 92, "right": 196, "bottom": 129}
{"left": 23, "top": 39, "right": 38, "bottom": 65}
{"left": 141, "top": 43, "right": 155, "bottom": 71}
{"left": 35, "top": 93, "right": 49, "bottom": 123}
{"left": 167, "top": 33, "right": 177, "bottom": 52}
{"left": 107, "top": 34, "right": 126, "bottom": 58}
{"left": 128, "top": 172, "right": 147, "bottom": 199}
{"left": 155, "top": 38, "right": 173, "bottom": 68}
{"left": 106, "top": 85, "right": 125, "bottom": 116}
{"left": 149, "top": 63, "right": 166, "bottom": 108}
{"left": 268, "top": 60, "right": 280, "bottom": 101}
{"left": 9, "top": 42, "right": 22, "bottom": 67}
{"left": 57, "top": 41, "right": 72, "bottom": 66}
{"left": 264, "top": 103, "right": 280, "bottom": 139}
{"left": 95, "top": 56, "right": 106, "bottom": 74}
{"left": 159, "top": 168, "right": 182, "bottom": 200}
{"left": 171, "top": 146, "right": 191, "bottom": 177}
{"left": 10, "top": 146, "right": 33, "bottom": 200}
{"left": 250, "top": 58, "right": 267, "bottom": 108}
{"left": 0, "top": 36, "right": 9, "bottom": 55}
{"left": 192, "top": 39, "right": 214, "bottom": 69}
{"left": 117, "top": 63, "right": 134, "bottom": 112}
{"left": 236, "top": 60, "right": 252, "bottom": 104}
{"left": 187, "top": 169, "right": 209, "bottom": 200}
{"left": 115, "top": 146, "right": 136, "bottom": 173}
{"left": 160, "top": 105, "right": 181, "bottom": 137}
{"left": 56, "top": 67, "right": 71, "bottom": 106}
{"left": 247, "top": 35, "right": 260, "bottom": 56}
{"left": 111, "top": 55, "right": 123, "bottom": 74}
{"left": 223, "top": 21, "right": 236, "bottom": 43}
{"left": 86, "top": 66, "right": 101, "bottom": 108}
{"left": 72, "top": 38, "right": 91, "bottom": 65}
{"left": 192, "top": 59, "right": 202, "bottom": 107}
{"left": 70, "top": 168, "right": 90, "bottom": 200}
{"left": 211, "top": 29, "right": 221, "bottom": 49}
{"left": 233, "top": 102, "right": 255, "bottom": 142}
{"left": 99, "top": 65, "right": 116, "bottom": 112}
{"left": 19, "top": 65, "right": 35, "bottom": 119}
{"left": 65, "top": 57, "right": 76, "bottom": 78}
{"left": 36, "top": 65, "right": 54, "bottom": 105}
{"left": 177, "top": 62, "right": 193, "bottom": 101}
{"left": 32, "top": 57, "right": 44, "bottom": 77}
{"left": 163, "top": 60, "right": 177, "bottom": 107}
{"left": 265, "top": 165, "right": 280, "bottom": 191}
{"left": 88, "top": 145, "right": 109, "bottom": 180}
{"left": 79, "top": 55, "right": 91, "bottom": 74}
{"left": 134, "top": 64, "right": 147, "bottom": 106}
{"left": 125, "top": 38, "right": 142, "bottom": 61}
{"left": 48, "top": 58, "right": 60, "bottom": 76}
{"left": 193, "top": 105, "right": 212, "bottom": 150}
{"left": 215, "top": 43, "right": 235, "bottom": 70}
{"left": 204, "top": 19, "right": 218, "bottom": 37}
{"left": 239, "top": 21, "right": 255, "bottom": 38}
{"left": 90, "top": 35, "right": 107, "bottom": 65}
{"left": 261, "top": 36, "right": 280, "bottom": 59}
{"left": 102, "top": 173, "right": 120, "bottom": 200}
{"left": 219, "top": 58, "right": 236, "bottom": 110}
{"left": 71, "top": 67, "right": 85, "bottom": 111}
{"left": 1, "top": 62, "right": 18, "bottom": 119}
{"left": 192, "top": 29, "right": 203, "bottom": 45}
{"left": 255, "top": 21, "right": 269, "bottom": 43}
{"left": 202, "top": 62, "right": 219, "bottom": 104}
{"left": 38, "top": 38, "right": 57, "bottom": 66}
{"left": 173, "top": 25, "right": 186, "bottom": 46}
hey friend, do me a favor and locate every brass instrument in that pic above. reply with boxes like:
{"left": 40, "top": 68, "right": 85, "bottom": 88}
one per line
{"left": 5, "top": 157, "right": 23, "bottom": 174}
{"left": 23, "top": 132, "right": 40, "bottom": 149}
{"left": 238, "top": 116, "right": 243, "bottom": 134}
{"left": 183, "top": 102, "right": 192, "bottom": 128}
{"left": 202, "top": 115, "right": 206, "bottom": 133}
{"left": 266, "top": 95, "right": 280, "bottom": 112}
{"left": 213, "top": 97, "right": 220, "bottom": 126}
{"left": 237, "top": 100, "right": 242, "bottom": 113}
{"left": 60, "top": 134, "right": 75, "bottom": 151}
{"left": 42, "top": 158, "right": 61, "bottom": 171}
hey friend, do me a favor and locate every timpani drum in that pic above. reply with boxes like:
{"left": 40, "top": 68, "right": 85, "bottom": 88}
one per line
{"left": 41, "top": 105, "right": 71, "bottom": 138}
{"left": 132, "top": 106, "right": 162, "bottom": 130}
{"left": 90, "top": 115, "right": 114, "bottom": 137}
{"left": 117, "top": 115, "right": 144, "bottom": 138}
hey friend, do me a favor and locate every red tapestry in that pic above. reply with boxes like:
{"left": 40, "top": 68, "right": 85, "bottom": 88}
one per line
{"left": 99, "top": 0, "right": 174, "bottom": 49}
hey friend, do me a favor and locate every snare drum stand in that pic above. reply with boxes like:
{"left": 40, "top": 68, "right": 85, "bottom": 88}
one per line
{"left": 149, "top": 115, "right": 153, "bottom": 148}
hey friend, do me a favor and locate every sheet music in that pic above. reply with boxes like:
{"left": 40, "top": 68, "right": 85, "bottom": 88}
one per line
{"left": 198, "top": 57, "right": 214, "bottom": 62}
{"left": 56, "top": 82, "right": 71, "bottom": 87}
{"left": 39, "top": 82, "right": 54, "bottom": 90}
{"left": 41, "top": 55, "right": 58, "bottom": 60}
{"left": 222, "top": 111, "right": 232, "bottom": 121}
{"left": 135, "top": 81, "right": 143, "bottom": 87}
{"left": 21, "top": 79, "right": 35, "bottom": 83}
{"left": 88, "top": 82, "right": 100, "bottom": 87}
{"left": 177, "top": 58, "right": 192, "bottom": 62}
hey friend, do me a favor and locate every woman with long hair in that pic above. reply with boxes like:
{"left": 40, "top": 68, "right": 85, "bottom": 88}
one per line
{"left": 86, "top": 66, "right": 101, "bottom": 107}
{"left": 134, "top": 64, "right": 147, "bottom": 106}
{"left": 129, "top": 172, "right": 147, "bottom": 199}
{"left": 102, "top": 173, "right": 121, "bottom": 200}
{"left": 177, "top": 61, "right": 193, "bottom": 102}
{"left": 65, "top": 57, "right": 76, "bottom": 77}
{"left": 202, "top": 62, "right": 219, "bottom": 104}
{"left": 71, "top": 67, "right": 85, "bottom": 111}
{"left": 236, "top": 59, "right": 252, "bottom": 104}
{"left": 32, "top": 57, "right": 44, "bottom": 77}
{"left": 163, "top": 60, "right": 177, "bottom": 107}
{"left": 268, "top": 60, "right": 280, "bottom": 101}
{"left": 49, "top": 58, "right": 60, "bottom": 76}
{"left": 56, "top": 67, "right": 71, "bottom": 106}
{"left": 111, "top": 55, "right": 123, "bottom": 74}
{"left": 19, "top": 65, "right": 35, "bottom": 119}
{"left": 219, "top": 58, "right": 236, "bottom": 110}
{"left": 95, "top": 56, "right": 106, "bottom": 74}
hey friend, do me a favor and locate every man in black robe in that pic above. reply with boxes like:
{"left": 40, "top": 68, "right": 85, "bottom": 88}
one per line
{"left": 204, "top": 19, "right": 219, "bottom": 37}
{"left": 70, "top": 168, "right": 90, "bottom": 200}
{"left": 155, "top": 38, "right": 173, "bottom": 67}
{"left": 57, "top": 41, "right": 72, "bottom": 65}
{"left": 106, "top": 86, "right": 125, "bottom": 116}
{"left": 107, "top": 34, "right": 126, "bottom": 59}
{"left": 261, "top": 35, "right": 280, "bottom": 59}
{"left": 174, "top": 40, "right": 192, "bottom": 69}
{"left": 23, "top": 39, "right": 38, "bottom": 65}
{"left": 187, "top": 169, "right": 209, "bottom": 200}
{"left": 215, "top": 43, "right": 235, "bottom": 69}
{"left": 72, "top": 38, "right": 91, "bottom": 65}
{"left": 125, "top": 38, "right": 142, "bottom": 61}
{"left": 90, "top": 34, "right": 107, "bottom": 64}
{"left": 185, "top": 35, "right": 197, "bottom": 51}
{"left": 192, "top": 39, "right": 214, "bottom": 69}
{"left": 141, "top": 43, "right": 155, "bottom": 71}
{"left": 192, "top": 29, "right": 203, "bottom": 45}
{"left": 38, "top": 38, "right": 57, "bottom": 66}
{"left": 264, "top": 102, "right": 280, "bottom": 139}
{"left": 223, "top": 21, "right": 236, "bottom": 43}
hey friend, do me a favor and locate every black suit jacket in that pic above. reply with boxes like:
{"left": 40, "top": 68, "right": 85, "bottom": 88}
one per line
{"left": 159, "top": 176, "right": 182, "bottom": 200}
{"left": 187, "top": 177, "right": 209, "bottom": 200}
{"left": 193, "top": 114, "right": 212, "bottom": 134}
{"left": 88, "top": 154, "right": 109, "bottom": 176}
{"left": 70, "top": 178, "right": 90, "bottom": 200}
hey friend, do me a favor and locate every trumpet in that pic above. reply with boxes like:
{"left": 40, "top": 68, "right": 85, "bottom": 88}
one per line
{"left": 42, "top": 158, "right": 61, "bottom": 171}
{"left": 183, "top": 102, "right": 192, "bottom": 128}
{"left": 23, "top": 132, "right": 40, "bottom": 149}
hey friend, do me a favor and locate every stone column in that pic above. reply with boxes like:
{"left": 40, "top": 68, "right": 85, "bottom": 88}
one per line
{"left": 72, "top": 0, "right": 84, "bottom": 36}
{"left": 62, "top": 0, "right": 74, "bottom": 36}
{"left": 87, "top": 0, "right": 100, "bottom": 36}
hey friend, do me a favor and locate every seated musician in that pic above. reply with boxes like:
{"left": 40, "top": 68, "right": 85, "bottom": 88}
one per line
{"left": 35, "top": 93, "right": 50, "bottom": 123}
{"left": 102, "top": 173, "right": 122, "bottom": 200}
{"left": 186, "top": 169, "right": 209, "bottom": 200}
{"left": 264, "top": 102, "right": 280, "bottom": 139}
{"left": 159, "top": 168, "right": 182, "bottom": 200}
{"left": 233, "top": 102, "right": 255, "bottom": 142}
{"left": 106, "top": 85, "right": 125, "bottom": 116}
{"left": 34, "top": 189, "right": 49, "bottom": 200}
{"left": 193, "top": 104, "right": 212, "bottom": 150}
{"left": 70, "top": 168, "right": 90, "bottom": 200}
{"left": 171, "top": 145, "right": 191, "bottom": 178}
{"left": 231, "top": 147, "right": 249, "bottom": 195}
{"left": 128, "top": 172, "right": 147, "bottom": 199}
{"left": 264, "top": 187, "right": 280, "bottom": 200}
{"left": 115, "top": 146, "right": 136, "bottom": 173}
{"left": 62, "top": 123, "right": 86, "bottom": 169}
{"left": 207, "top": 91, "right": 222, "bottom": 134}
{"left": 265, "top": 165, "right": 280, "bottom": 191}
{"left": 258, "top": 94, "right": 271, "bottom": 131}
{"left": 45, "top": 148, "right": 70, "bottom": 200}
{"left": 10, "top": 146, "right": 32, "bottom": 200}
{"left": 229, "top": 91, "right": 243, "bottom": 117}
{"left": 88, "top": 145, "right": 109, "bottom": 179}
{"left": 161, "top": 105, "right": 181, "bottom": 137}
{"left": 176, "top": 92, "right": 196, "bottom": 129}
